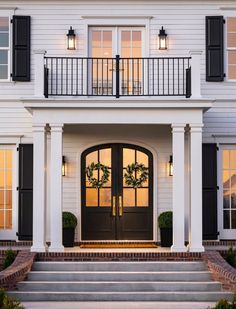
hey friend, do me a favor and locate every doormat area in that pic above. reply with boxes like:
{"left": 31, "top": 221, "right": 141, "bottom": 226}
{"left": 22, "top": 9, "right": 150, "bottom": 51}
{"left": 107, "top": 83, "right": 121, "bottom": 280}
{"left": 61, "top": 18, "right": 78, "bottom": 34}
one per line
{"left": 80, "top": 243, "right": 158, "bottom": 248}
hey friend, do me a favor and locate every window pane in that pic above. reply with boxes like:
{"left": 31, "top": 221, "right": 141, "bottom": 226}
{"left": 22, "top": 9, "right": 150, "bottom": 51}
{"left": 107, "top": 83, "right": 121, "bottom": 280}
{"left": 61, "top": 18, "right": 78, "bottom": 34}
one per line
{"left": 86, "top": 151, "right": 98, "bottom": 166}
{"left": 137, "top": 188, "right": 148, "bottom": 207}
{"left": 99, "top": 188, "right": 111, "bottom": 207}
{"left": 86, "top": 188, "right": 98, "bottom": 207}
{"left": 123, "top": 148, "right": 135, "bottom": 167}
{"left": 123, "top": 188, "right": 135, "bottom": 207}
{"left": 0, "top": 17, "right": 8, "bottom": 31}
{"left": 6, "top": 190, "right": 12, "bottom": 210}
{"left": 223, "top": 150, "right": 230, "bottom": 169}
{"left": 5, "top": 210, "right": 11, "bottom": 229}
{"left": 0, "top": 51, "right": 8, "bottom": 65}
{"left": 121, "top": 31, "right": 131, "bottom": 47}
{"left": 0, "top": 210, "right": 4, "bottom": 229}
{"left": 232, "top": 210, "right": 236, "bottom": 229}
{"left": 223, "top": 170, "right": 230, "bottom": 188}
{"left": 228, "top": 34, "right": 236, "bottom": 48}
{"left": 5, "top": 150, "right": 12, "bottom": 169}
{"left": 230, "top": 150, "right": 236, "bottom": 169}
{"left": 228, "top": 17, "right": 236, "bottom": 32}
{"left": 103, "top": 31, "right": 112, "bottom": 47}
{"left": 6, "top": 170, "right": 12, "bottom": 189}
{"left": 228, "top": 51, "right": 236, "bottom": 65}
{"left": 224, "top": 210, "right": 230, "bottom": 229}
{"left": 0, "top": 191, "right": 3, "bottom": 209}
{"left": 92, "top": 31, "right": 101, "bottom": 47}
{"left": 0, "top": 170, "right": 4, "bottom": 188}
{"left": 0, "top": 150, "right": 4, "bottom": 168}
{"left": 228, "top": 66, "right": 236, "bottom": 80}
{"left": 0, "top": 65, "right": 8, "bottom": 79}
{"left": 0, "top": 33, "right": 9, "bottom": 47}
{"left": 132, "top": 31, "right": 142, "bottom": 48}
{"left": 99, "top": 148, "right": 111, "bottom": 167}
{"left": 223, "top": 190, "right": 230, "bottom": 208}
{"left": 231, "top": 170, "right": 236, "bottom": 189}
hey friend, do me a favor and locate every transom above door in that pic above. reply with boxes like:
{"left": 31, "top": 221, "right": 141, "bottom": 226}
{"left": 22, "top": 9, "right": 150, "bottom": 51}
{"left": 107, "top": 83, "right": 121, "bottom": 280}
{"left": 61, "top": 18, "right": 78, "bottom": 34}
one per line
{"left": 89, "top": 27, "right": 144, "bottom": 95}
{"left": 81, "top": 144, "right": 153, "bottom": 240}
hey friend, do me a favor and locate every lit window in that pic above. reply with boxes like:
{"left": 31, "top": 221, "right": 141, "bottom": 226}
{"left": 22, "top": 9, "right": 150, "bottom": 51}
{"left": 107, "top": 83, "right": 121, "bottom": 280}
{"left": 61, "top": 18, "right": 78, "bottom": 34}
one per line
{"left": 227, "top": 18, "right": 236, "bottom": 80}
{"left": 0, "top": 149, "right": 13, "bottom": 230}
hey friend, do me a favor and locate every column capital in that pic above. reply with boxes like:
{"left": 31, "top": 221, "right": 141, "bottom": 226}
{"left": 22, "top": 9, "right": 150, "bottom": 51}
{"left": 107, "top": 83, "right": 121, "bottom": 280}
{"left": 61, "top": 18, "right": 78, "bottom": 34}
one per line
{"left": 32, "top": 123, "right": 47, "bottom": 132}
{"left": 171, "top": 124, "right": 186, "bottom": 133}
{"left": 50, "top": 123, "right": 64, "bottom": 132}
{"left": 190, "top": 123, "right": 204, "bottom": 133}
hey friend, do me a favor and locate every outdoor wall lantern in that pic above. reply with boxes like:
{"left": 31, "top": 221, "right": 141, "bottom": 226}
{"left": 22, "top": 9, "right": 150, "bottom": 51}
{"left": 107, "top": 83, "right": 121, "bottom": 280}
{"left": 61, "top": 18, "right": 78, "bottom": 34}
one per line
{"left": 158, "top": 26, "right": 168, "bottom": 50}
{"left": 67, "top": 26, "right": 76, "bottom": 50}
{"left": 62, "top": 156, "right": 67, "bottom": 176}
{"left": 168, "top": 155, "right": 173, "bottom": 176}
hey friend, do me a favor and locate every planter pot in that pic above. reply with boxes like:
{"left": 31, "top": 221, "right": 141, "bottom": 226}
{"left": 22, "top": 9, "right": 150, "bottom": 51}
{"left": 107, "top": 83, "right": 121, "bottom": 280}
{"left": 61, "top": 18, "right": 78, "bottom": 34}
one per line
{"left": 160, "top": 228, "right": 173, "bottom": 247}
{"left": 63, "top": 228, "right": 75, "bottom": 247}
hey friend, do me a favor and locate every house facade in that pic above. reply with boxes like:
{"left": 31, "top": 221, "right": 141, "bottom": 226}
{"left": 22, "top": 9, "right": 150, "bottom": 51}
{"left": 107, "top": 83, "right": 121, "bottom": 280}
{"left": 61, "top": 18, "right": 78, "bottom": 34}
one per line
{"left": 0, "top": 0, "right": 235, "bottom": 252}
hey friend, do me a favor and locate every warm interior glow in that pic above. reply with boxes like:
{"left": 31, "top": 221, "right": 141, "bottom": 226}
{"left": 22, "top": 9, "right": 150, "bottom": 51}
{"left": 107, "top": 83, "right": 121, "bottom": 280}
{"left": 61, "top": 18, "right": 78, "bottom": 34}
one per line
{"left": 159, "top": 37, "right": 167, "bottom": 50}
{"left": 169, "top": 156, "right": 173, "bottom": 176}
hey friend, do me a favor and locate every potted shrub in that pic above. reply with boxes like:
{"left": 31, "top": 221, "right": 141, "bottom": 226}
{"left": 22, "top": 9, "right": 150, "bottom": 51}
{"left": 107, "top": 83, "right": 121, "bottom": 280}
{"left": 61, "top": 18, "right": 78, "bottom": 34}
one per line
{"left": 158, "top": 211, "right": 173, "bottom": 247}
{"left": 62, "top": 211, "right": 78, "bottom": 247}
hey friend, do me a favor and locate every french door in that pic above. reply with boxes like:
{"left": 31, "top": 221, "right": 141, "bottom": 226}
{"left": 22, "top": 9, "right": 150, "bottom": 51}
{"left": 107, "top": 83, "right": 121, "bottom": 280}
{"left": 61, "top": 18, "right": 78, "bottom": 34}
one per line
{"left": 81, "top": 144, "right": 153, "bottom": 240}
{"left": 89, "top": 27, "right": 145, "bottom": 95}
{"left": 219, "top": 146, "right": 236, "bottom": 239}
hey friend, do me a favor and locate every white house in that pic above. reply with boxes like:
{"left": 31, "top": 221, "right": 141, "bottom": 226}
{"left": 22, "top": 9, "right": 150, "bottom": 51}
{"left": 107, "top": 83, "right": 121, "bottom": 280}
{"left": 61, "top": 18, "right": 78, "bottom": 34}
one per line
{"left": 0, "top": 0, "right": 235, "bottom": 253}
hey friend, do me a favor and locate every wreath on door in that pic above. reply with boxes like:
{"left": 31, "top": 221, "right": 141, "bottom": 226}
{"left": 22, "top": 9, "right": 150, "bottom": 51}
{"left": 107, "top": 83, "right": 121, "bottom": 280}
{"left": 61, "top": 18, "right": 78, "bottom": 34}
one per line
{"left": 124, "top": 163, "right": 149, "bottom": 188}
{"left": 86, "top": 162, "right": 110, "bottom": 188}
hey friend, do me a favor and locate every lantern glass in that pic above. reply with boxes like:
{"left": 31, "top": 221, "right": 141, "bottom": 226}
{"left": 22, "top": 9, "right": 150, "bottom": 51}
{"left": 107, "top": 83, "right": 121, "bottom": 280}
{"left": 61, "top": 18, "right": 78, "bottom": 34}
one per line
{"left": 168, "top": 155, "right": 173, "bottom": 176}
{"left": 67, "top": 26, "right": 76, "bottom": 50}
{"left": 159, "top": 26, "right": 167, "bottom": 50}
{"left": 62, "top": 156, "right": 67, "bottom": 176}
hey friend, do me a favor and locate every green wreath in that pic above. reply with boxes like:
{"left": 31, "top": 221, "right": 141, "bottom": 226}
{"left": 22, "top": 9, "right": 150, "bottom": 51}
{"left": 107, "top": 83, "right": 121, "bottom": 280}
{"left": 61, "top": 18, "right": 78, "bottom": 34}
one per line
{"left": 86, "top": 162, "right": 110, "bottom": 188}
{"left": 124, "top": 163, "right": 149, "bottom": 188}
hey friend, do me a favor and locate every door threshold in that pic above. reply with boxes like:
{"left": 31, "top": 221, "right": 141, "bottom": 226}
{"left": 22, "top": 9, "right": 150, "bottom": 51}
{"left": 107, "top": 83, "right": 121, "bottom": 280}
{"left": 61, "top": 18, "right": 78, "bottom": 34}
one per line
{"left": 79, "top": 242, "right": 157, "bottom": 249}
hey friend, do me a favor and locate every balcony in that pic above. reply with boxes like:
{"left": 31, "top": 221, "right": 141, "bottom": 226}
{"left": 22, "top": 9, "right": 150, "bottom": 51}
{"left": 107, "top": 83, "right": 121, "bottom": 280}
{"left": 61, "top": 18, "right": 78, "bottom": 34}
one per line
{"left": 43, "top": 55, "right": 192, "bottom": 98}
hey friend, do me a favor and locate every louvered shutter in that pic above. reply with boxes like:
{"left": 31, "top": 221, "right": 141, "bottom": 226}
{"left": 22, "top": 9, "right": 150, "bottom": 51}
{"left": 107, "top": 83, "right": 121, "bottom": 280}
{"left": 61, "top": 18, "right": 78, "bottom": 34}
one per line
{"left": 12, "top": 16, "right": 31, "bottom": 81}
{"left": 18, "top": 144, "right": 33, "bottom": 240}
{"left": 206, "top": 16, "right": 224, "bottom": 81}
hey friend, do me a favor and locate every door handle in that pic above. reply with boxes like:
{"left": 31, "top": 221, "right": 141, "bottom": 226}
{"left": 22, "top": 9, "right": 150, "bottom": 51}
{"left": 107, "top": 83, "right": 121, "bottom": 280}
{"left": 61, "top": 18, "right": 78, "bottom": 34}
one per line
{"left": 119, "top": 196, "right": 123, "bottom": 217}
{"left": 112, "top": 196, "right": 116, "bottom": 216}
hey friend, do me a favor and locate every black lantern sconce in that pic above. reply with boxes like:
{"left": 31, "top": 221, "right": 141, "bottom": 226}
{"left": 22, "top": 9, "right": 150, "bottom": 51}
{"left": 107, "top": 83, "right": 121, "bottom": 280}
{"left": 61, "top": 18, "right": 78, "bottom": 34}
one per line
{"left": 158, "top": 26, "right": 168, "bottom": 50}
{"left": 62, "top": 156, "right": 67, "bottom": 176}
{"left": 67, "top": 26, "right": 76, "bottom": 50}
{"left": 168, "top": 155, "right": 173, "bottom": 176}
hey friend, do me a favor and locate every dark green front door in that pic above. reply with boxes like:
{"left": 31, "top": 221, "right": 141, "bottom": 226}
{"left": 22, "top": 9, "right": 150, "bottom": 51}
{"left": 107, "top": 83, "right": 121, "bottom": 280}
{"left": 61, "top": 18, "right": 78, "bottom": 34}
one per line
{"left": 81, "top": 143, "right": 153, "bottom": 240}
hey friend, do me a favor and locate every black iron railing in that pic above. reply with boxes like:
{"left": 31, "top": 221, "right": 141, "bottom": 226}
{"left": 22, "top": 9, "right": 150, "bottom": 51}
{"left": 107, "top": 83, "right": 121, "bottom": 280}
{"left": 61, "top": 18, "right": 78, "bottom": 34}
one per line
{"left": 44, "top": 56, "right": 191, "bottom": 98}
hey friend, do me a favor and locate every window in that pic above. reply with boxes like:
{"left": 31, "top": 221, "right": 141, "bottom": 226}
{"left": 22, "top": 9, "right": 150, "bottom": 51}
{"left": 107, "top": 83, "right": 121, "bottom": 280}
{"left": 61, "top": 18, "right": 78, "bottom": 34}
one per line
{"left": 0, "top": 148, "right": 13, "bottom": 230}
{"left": 0, "top": 16, "right": 10, "bottom": 80}
{"left": 227, "top": 17, "right": 236, "bottom": 80}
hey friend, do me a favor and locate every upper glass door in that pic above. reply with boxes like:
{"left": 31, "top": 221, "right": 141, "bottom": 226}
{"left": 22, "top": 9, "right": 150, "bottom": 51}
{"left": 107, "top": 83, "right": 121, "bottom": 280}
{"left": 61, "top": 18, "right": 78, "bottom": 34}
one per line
{"left": 89, "top": 27, "right": 144, "bottom": 95}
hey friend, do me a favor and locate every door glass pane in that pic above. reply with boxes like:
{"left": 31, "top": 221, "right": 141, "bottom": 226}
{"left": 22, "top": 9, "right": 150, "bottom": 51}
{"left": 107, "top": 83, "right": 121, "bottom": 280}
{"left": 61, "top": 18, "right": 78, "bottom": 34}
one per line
{"left": 223, "top": 170, "right": 230, "bottom": 188}
{"left": 231, "top": 170, "right": 236, "bottom": 189}
{"left": 99, "top": 148, "right": 111, "bottom": 167}
{"left": 6, "top": 190, "right": 12, "bottom": 209}
{"left": 0, "top": 170, "right": 4, "bottom": 188}
{"left": 99, "top": 188, "right": 111, "bottom": 207}
{"left": 123, "top": 148, "right": 135, "bottom": 167}
{"left": 0, "top": 211, "right": 3, "bottom": 229}
{"left": 137, "top": 188, "right": 148, "bottom": 207}
{"left": 86, "top": 188, "right": 98, "bottom": 207}
{"left": 86, "top": 151, "right": 98, "bottom": 166}
{"left": 123, "top": 188, "right": 135, "bottom": 207}
{"left": 5, "top": 210, "right": 12, "bottom": 229}
{"left": 0, "top": 150, "right": 4, "bottom": 169}
{"left": 223, "top": 150, "right": 230, "bottom": 169}
{"left": 224, "top": 190, "right": 230, "bottom": 208}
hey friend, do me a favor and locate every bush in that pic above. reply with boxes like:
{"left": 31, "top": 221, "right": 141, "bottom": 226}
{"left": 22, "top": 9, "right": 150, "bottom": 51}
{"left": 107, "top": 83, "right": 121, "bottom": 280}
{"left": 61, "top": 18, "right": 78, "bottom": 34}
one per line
{"left": 62, "top": 211, "right": 77, "bottom": 229}
{"left": 158, "top": 211, "right": 173, "bottom": 229}
{"left": 3, "top": 250, "right": 16, "bottom": 270}
{"left": 212, "top": 294, "right": 236, "bottom": 309}
{"left": 225, "top": 247, "right": 236, "bottom": 268}
{"left": 0, "top": 289, "right": 24, "bottom": 309}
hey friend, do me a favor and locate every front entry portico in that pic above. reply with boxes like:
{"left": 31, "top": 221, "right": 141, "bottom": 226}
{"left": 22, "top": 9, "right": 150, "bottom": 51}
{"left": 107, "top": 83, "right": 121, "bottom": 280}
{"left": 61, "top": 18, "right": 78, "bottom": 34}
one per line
{"left": 24, "top": 99, "right": 211, "bottom": 253}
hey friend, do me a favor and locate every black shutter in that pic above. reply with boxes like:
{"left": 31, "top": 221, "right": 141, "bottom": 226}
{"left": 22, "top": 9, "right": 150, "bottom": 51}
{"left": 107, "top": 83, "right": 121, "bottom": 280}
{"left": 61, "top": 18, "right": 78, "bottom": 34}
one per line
{"left": 18, "top": 144, "right": 33, "bottom": 240}
{"left": 12, "top": 16, "right": 31, "bottom": 81}
{"left": 206, "top": 16, "right": 224, "bottom": 82}
{"left": 202, "top": 143, "right": 218, "bottom": 240}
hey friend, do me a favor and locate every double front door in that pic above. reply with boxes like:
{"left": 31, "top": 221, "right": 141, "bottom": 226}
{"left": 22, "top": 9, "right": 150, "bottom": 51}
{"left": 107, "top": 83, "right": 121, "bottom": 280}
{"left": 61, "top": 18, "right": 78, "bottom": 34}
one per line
{"left": 81, "top": 144, "right": 153, "bottom": 240}
{"left": 89, "top": 27, "right": 144, "bottom": 95}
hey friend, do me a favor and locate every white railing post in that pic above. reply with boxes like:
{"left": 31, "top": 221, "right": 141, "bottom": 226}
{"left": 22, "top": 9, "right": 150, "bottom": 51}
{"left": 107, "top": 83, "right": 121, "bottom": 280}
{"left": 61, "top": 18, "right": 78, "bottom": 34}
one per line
{"left": 189, "top": 50, "right": 202, "bottom": 99}
{"left": 34, "top": 50, "right": 46, "bottom": 98}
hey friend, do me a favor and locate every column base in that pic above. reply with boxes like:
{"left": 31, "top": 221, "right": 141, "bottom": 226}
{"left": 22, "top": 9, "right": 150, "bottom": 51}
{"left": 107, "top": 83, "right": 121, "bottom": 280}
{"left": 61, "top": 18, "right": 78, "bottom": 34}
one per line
{"left": 171, "top": 245, "right": 188, "bottom": 252}
{"left": 31, "top": 245, "right": 47, "bottom": 253}
{"left": 188, "top": 245, "right": 205, "bottom": 253}
{"left": 48, "top": 245, "right": 64, "bottom": 253}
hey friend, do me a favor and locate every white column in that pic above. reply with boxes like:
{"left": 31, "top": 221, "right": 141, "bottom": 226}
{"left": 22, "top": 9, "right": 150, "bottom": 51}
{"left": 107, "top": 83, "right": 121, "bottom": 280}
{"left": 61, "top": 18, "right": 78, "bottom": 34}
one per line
{"left": 31, "top": 124, "right": 47, "bottom": 252}
{"left": 49, "top": 124, "right": 64, "bottom": 252}
{"left": 171, "top": 124, "right": 187, "bottom": 252}
{"left": 189, "top": 124, "right": 205, "bottom": 252}
{"left": 34, "top": 50, "right": 46, "bottom": 98}
{"left": 189, "top": 50, "right": 202, "bottom": 99}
